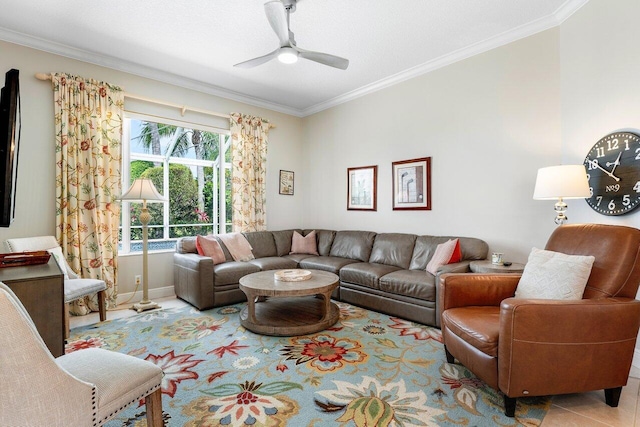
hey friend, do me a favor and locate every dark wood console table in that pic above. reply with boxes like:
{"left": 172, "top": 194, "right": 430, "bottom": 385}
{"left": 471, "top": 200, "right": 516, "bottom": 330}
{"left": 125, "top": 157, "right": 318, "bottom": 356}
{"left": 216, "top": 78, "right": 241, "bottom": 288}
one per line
{"left": 0, "top": 257, "right": 65, "bottom": 357}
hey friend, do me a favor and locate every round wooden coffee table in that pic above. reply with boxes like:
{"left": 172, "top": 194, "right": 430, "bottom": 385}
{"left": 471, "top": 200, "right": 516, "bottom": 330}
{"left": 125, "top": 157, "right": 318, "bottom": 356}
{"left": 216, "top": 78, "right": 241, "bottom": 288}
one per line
{"left": 238, "top": 269, "right": 340, "bottom": 336}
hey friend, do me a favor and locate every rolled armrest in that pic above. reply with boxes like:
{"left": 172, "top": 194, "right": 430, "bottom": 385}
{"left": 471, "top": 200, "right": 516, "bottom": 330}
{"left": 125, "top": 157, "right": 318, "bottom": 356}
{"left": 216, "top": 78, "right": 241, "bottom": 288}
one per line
{"left": 173, "top": 253, "right": 214, "bottom": 309}
{"left": 439, "top": 273, "right": 520, "bottom": 312}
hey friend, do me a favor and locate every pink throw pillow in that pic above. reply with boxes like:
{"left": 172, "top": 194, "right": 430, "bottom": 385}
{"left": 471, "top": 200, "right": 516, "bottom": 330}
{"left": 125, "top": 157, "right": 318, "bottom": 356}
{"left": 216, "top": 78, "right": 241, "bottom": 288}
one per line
{"left": 196, "top": 235, "right": 226, "bottom": 265}
{"left": 290, "top": 230, "right": 319, "bottom": 255}
{"left": 426, "top": 239, "right": 458, "bottom": 275}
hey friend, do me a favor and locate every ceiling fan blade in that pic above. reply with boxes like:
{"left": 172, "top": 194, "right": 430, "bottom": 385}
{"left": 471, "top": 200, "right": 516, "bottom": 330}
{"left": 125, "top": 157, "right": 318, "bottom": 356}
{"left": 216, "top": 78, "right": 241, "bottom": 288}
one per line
{"left": 234, "top": 48, "right": 280, "bottom": 68}
{"left": 264, "top": 1, "right": 289, "bottom": 47}
{"left": 295, "top": 46, "right": 349, "bottom": 70}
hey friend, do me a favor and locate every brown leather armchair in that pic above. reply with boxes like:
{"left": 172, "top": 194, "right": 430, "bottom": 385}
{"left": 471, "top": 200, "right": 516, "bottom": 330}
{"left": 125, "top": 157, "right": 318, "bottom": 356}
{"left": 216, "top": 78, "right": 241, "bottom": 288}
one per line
{"left": 439, "top": 223, "right": 640, "bottom": 417}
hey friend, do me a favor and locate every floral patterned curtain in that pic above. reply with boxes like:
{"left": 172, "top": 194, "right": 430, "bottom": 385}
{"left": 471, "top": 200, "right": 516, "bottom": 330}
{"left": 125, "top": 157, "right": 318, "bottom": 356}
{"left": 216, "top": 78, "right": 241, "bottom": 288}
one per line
{"left": 229, "top": 113, "right": 270, "bottom": 232}
{"left": 52, "top": 73, "right": 124, "bottom": 315}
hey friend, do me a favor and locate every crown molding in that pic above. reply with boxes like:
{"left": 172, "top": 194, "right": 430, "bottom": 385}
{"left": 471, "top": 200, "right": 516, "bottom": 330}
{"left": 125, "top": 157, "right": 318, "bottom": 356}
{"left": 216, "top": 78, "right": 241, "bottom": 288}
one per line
{"left": 0, "top": 27, "right": 304, "bottom": 118}
{"left": 1, "top": 0, "right": 587, "bottom": 119}
{"left": 301, "top": 0, "right": 588, "bottom": 116}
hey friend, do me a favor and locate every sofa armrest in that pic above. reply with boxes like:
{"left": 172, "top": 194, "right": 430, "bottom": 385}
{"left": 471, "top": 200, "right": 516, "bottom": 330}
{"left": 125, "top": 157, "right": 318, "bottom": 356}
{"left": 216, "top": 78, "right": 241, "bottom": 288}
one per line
{"left": 173, "top": 253, "right": 215, "bottom": 310}
{"left": 498, "top": 297, "right": 640, "bottom": 397}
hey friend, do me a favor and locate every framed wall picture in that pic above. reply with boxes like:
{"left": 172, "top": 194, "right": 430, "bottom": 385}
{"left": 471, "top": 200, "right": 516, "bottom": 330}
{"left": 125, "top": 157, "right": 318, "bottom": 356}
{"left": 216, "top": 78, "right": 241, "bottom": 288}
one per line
{"left": 347, "top": 165, "right": 377, "bottom": 211}
{"left": 279, "top": 170, "right": 294, "bottom": 195}
{"left": 392, "top": 157, "right": 431, "bottom": 210}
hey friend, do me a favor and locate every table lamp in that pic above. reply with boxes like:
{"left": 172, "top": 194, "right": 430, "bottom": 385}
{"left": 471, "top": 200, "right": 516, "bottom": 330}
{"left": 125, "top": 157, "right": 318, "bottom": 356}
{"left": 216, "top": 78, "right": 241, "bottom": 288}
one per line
{"left": 533, "top": 165, "right": 590, "bottom": 225}
{"left": 119, "top": 178, "right": 166, "bottom": 312}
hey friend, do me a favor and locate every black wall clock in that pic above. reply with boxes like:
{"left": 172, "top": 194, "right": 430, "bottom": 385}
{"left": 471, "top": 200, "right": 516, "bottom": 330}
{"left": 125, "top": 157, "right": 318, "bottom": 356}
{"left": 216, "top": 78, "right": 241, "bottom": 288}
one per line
{"left": 584, "top": 131, "right": 640, "bottom": 216}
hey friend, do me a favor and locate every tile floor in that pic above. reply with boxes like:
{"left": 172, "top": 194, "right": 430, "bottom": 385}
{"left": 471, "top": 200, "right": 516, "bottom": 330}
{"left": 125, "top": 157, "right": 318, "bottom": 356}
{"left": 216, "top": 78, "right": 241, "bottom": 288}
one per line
{"left": 70, "top": 297, "right": 640, "bottom": 426}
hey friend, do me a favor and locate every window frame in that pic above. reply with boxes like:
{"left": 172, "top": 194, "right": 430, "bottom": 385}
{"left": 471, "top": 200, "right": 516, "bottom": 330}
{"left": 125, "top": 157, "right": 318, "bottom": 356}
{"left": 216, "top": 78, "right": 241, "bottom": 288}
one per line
{"left": 120, "top": 112, "right": 231, "bottom": 254}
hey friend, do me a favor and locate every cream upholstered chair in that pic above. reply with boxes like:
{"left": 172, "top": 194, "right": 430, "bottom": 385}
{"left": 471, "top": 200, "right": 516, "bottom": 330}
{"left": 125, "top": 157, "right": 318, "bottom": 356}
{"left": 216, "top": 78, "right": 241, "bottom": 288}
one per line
{"left": 5, "top": 235, "right": 107, "bottom": 336}
{"left": 0, "top": 282, "right": 163, "bottom": 426}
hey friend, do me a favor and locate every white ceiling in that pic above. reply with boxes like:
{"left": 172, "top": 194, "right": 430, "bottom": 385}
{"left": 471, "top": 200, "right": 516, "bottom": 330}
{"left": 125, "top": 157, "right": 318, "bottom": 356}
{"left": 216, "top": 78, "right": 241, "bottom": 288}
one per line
{"left": 0, "top": 0, "right": 587, "bottom": 117}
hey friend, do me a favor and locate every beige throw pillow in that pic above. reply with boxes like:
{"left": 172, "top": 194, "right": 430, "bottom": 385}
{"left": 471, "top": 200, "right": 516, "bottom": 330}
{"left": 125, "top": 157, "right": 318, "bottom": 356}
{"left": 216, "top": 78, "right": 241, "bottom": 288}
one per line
{"left": 515, "top": 247, "right": 595, "bottom": 300}
{"left": 290, "top": 230, "right": 319, "bottom": 255}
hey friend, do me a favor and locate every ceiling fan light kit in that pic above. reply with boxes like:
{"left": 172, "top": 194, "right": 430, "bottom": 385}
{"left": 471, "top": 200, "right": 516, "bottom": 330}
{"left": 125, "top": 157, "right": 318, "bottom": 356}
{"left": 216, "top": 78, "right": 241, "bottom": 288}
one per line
{"left": 277, "top": 47, "right": 298, "bottom": 64}
{"left": 235, "top": 0, "right": 349, "bottom": 70}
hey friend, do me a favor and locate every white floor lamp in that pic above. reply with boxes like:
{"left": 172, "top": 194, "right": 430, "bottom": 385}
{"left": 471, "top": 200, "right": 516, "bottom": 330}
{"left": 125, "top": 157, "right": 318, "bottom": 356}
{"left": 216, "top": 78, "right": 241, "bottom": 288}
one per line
{"left": 120, "top": 178, "right": 166, "bottom": 312}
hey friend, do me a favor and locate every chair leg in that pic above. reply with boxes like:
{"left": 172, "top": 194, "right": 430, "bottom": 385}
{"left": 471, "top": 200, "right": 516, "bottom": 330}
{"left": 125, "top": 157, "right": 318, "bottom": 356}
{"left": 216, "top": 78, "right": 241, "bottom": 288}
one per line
{"left": 64, "top": 303, "right": 70, "bottom": 339}
{"left": 605, "top": 387, "right": 622, "bottom": 407}
{"left": 503, "top": 395, "right": 516, "bottom": 417}
{"left": 145, "top": 388, "right": 163, "bottom": 427}
{"left": 444, "top": 345, "right": 455, "bottom": 363}
{"left": 98, "top": 290, "right": 107, "bottom": 322}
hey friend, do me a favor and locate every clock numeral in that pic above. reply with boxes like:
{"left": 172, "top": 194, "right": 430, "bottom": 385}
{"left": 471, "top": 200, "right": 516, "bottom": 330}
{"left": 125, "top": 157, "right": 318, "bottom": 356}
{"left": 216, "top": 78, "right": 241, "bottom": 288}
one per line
{"left": 608, "top": 200, "right": 616, "bottom": 210}
{"left": 596, "top": 195, "right": 603, "bottom": 206}
{"left": 607, "top": 139, "right": 619, "bottom": 151}
{"left": 623, "top": 195, "right": 631, "bottom": 207}
{"left": 625, "top": 139, "right": 630, "bottom": 150}
{"left": 586, "top": 173, "right": 590, "bottom": 181}
{"left": 635, "top": 147, "right": 640, "bottom": 160}
{"left": 596, "top": 147, "right": 605, "bottom": 158}
{"left": 634, "top": 181, "right": 640, "bottom": 193}
{"left": 590, "top": 187, "right": 594, "bottom": 197}
{"left": 587, "top": 159, "right": 598, "bottom": 170}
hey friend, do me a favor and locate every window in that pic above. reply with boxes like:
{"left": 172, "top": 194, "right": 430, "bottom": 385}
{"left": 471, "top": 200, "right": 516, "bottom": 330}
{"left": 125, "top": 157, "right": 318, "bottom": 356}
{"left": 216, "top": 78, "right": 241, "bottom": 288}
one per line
{"left": 120, "top": 114, "right": 231, "bottom": 253}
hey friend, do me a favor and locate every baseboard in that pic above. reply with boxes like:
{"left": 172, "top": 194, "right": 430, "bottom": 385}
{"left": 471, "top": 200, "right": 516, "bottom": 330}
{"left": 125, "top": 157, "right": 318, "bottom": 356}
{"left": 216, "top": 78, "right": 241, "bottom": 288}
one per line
{"left": 116, "top": 286, "right": 176, "bottom": 306}
{"left": 633, "top": 348, "right": 640, "bottom": 371}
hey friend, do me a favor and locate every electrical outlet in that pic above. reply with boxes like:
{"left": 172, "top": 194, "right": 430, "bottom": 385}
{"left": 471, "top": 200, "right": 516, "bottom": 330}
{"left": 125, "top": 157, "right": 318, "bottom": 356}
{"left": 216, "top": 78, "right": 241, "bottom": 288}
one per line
{"left": 135, "top": 275, "right": 141, "bottom": 285}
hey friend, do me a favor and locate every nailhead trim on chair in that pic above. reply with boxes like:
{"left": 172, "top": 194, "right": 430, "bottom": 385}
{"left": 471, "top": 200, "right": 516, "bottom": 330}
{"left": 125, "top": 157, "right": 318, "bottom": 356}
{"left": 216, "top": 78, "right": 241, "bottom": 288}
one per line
{"left": 91, "top": 387, "right": 97, "bottom": 426}
{"left": 95, "top": 383, "right": 162, "bottom": 426}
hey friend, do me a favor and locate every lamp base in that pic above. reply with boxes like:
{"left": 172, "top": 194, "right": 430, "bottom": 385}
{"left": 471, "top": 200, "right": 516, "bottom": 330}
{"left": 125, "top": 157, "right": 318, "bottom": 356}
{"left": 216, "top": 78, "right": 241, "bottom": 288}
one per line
{"left": 132, "top": 300, "right": 161, "bottom": 313}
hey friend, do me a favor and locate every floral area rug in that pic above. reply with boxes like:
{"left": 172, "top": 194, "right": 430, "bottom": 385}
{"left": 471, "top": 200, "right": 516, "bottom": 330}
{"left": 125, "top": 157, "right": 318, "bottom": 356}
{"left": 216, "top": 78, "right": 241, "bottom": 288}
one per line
{"left": 66, "top": 301, "right": 549, "bottom": 426}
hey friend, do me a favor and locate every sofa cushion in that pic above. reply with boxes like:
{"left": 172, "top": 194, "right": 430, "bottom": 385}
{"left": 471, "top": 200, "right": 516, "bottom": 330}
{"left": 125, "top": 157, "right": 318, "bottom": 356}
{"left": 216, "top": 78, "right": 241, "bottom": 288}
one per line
{"left": 441, "top": 306, "right": 500, "bottom": 357}
{"left": 379, "top": 270, "right": 436, "bottom": 302}
{"left": 299, "top": 256, "right": 358, "bottom": 274}
{"left": 283, "top": 253, "right": 315, "bottom": 264}
{"left": 242, "top": 231, "right": 277, "bottom": 259}
{"left": 248, "top": 257, "right": 298, "bottom": 271}
{"left": 304, "top": 229, "right": 336, "bottom": 256}
{"left": 329, "top": 231, "right": 377, "bottom": 262}
{"left": 290, "top": 230, "right": 319, "bottom": 255}
{"left": 213, "top": 262, "right": 260, "bottom": 286}
{"left": 339, "top": 263, "right": 401, "bottom": 289}
{"left": 272, "top": 230, "right": 299, "bottom": 256}
{"left": 368, "top": 233, "right": 416, "bottom": 269}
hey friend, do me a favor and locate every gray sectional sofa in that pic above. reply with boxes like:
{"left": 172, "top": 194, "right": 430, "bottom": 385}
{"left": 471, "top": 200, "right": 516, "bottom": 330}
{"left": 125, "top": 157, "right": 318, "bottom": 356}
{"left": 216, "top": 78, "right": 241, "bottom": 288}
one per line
{"left": 173, "top": 229, "right": 488, "bottom": 327}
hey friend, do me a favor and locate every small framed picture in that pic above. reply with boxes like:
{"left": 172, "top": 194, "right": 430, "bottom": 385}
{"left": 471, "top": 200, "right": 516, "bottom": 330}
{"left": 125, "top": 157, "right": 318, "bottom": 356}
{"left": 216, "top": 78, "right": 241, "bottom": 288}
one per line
{"left": 392, "top": 157, "right": 431, "bottom": 210}
{"left": 347, "top": 165, "right": 377, "bottom": 211}
{"left": 279, "top": 170, "right": 294, "bottom": 195}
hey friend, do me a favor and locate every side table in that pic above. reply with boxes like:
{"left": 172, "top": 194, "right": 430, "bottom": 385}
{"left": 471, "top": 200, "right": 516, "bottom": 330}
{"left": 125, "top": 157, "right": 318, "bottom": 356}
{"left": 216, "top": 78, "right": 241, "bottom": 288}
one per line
{"left": 0, "top": 257, "right": 65, "bottom": 356}
{"left": 470, "top": 260, "right": 525, "bottom": 274}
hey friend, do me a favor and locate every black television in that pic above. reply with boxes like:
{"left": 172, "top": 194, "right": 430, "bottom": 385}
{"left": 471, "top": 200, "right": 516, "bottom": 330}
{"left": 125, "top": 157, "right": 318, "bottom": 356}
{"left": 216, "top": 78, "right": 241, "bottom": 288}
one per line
{"left": 0, "top": 69, "right": 20, "bottom": 227}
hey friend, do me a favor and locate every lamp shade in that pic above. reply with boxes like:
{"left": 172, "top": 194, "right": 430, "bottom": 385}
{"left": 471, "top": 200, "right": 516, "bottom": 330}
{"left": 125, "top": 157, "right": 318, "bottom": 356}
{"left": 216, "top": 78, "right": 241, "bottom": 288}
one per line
{"left": 119, "top": 178, "right": 165, "bottom": 202}
{"left": 533, "top": 165, "right": 590, "bottom": 200}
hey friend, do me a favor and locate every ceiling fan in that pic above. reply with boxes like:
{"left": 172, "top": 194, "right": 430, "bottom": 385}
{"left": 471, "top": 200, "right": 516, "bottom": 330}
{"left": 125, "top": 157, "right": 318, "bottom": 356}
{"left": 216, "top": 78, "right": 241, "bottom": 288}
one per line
{"left": 234, "top": 0, "right": 349, "bottom": 70}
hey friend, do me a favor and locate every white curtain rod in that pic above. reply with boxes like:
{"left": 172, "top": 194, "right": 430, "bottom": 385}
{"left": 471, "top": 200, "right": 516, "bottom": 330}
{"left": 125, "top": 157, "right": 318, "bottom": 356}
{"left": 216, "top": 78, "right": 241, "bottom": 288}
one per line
{"left": 35, "top": 72, "right": 231, "bottom": 120}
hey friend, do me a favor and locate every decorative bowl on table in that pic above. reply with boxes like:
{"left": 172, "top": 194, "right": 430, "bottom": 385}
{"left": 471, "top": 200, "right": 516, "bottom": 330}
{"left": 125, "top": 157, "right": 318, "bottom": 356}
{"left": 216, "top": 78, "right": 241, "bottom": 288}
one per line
{"left": 274, "top": 269, "right": 312, "bottom": 282}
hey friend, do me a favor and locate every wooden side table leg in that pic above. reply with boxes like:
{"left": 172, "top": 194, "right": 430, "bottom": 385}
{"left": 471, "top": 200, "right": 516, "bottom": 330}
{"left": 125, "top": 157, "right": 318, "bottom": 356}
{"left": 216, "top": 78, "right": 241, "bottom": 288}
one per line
{"left": 246, "top": 292, "right": 258, "bottom": 324}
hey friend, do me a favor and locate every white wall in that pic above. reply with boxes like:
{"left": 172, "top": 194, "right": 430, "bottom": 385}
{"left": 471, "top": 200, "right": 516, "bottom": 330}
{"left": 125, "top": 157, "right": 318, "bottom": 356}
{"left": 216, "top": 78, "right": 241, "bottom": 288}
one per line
{"left": 0, "top": 40, "right": 304, "bottom": 297}
{"left": 301, "top": 29, "right": 562, "bottom": 262}
{"left": 559, "top": 0, "right": 640, "bottom": 229}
